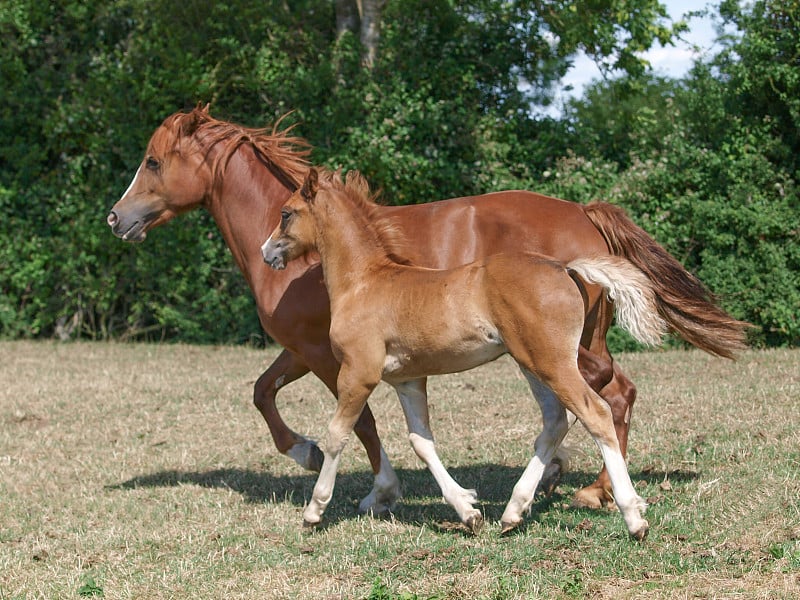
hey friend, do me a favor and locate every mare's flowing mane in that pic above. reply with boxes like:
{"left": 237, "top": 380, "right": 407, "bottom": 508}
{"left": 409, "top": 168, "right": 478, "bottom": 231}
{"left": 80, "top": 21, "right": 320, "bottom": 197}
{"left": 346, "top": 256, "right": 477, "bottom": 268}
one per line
{"left": 166, "top": 105, "right": 312, "bottom": 189}
{"left": 319, "top": 170, "right": 413, "bottom": 266}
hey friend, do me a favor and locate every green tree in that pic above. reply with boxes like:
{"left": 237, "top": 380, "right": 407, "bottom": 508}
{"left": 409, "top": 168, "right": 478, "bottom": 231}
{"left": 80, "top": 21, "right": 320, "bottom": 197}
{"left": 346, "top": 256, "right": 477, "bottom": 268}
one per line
{"left": 1, "top": 0, "right": 734, "bottom": 344}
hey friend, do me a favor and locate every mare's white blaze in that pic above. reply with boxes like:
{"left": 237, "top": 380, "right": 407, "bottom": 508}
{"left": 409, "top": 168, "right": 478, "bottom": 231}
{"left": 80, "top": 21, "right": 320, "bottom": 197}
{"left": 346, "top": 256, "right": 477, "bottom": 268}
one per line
{"left": 121, "top": 165, "right": 142, "bottom": 200}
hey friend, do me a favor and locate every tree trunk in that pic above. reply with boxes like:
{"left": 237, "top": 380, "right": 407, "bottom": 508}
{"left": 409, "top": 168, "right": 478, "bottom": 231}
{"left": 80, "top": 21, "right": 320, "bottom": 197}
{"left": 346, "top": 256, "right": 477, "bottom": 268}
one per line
{"left": 357, "top": 0, "right": 385, "bottom": 67}
{"left": 335, "top": 0, "right": 359, "bottom": 39}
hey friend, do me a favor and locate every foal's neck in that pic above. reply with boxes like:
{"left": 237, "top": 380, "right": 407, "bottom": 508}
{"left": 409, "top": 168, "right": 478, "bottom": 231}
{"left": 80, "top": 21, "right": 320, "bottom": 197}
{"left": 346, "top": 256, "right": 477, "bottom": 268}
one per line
{"left": 313, "top": 196, "right": 397, "bottom": 300}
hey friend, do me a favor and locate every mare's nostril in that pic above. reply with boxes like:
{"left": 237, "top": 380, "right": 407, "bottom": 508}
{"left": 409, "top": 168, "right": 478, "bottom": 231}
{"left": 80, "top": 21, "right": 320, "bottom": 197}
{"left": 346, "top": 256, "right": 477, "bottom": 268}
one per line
{"left": 107, "top": 212, "right": 118, "bottom": 227}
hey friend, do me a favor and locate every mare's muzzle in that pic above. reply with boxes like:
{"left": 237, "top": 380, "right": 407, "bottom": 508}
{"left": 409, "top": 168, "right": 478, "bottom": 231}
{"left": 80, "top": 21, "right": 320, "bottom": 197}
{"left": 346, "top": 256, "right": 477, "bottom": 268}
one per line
{"left": 106, "top": 209, "right": 149, "bottom": 242}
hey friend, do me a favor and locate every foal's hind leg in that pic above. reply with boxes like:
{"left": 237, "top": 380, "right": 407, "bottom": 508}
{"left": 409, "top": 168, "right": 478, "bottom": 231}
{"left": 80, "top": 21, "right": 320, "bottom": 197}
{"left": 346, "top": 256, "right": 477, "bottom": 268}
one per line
{"left": 395, "top": 380, "right": 483, "bottom": 533}
{"left": 500, "top": 372, "right": 573, "bottom": 534}
{"left": 545, "top": 369, "right": 648, "bottom": 540}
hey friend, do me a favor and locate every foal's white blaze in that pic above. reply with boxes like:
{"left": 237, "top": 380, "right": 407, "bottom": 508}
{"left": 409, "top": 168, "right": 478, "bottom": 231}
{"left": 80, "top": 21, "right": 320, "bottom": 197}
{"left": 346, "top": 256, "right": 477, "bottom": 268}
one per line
{"left": 260, "top": 234, "right": 276, "bottom": 263}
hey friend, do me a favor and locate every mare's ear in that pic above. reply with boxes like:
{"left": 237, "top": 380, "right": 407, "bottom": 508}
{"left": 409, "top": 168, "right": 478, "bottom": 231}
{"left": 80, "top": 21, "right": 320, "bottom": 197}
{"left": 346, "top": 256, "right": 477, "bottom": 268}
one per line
{"left": 179, "top": 108, "right": 206, "bottom": 137}
{"left": 301, "top": 168, "right": 319, "bottom": 203}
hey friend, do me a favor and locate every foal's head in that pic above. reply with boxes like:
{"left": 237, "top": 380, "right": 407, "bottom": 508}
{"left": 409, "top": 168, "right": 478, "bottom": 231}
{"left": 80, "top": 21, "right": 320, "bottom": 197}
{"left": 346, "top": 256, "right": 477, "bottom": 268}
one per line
{"left": 261, "top": 168, "right": 407, "bottom": 270}
{"left": 261, "top": 168, "right": 320, "bottom": 270}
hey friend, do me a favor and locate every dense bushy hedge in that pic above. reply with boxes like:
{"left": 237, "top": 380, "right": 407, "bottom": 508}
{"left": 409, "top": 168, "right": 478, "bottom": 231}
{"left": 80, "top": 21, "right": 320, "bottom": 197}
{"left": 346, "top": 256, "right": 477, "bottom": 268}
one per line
{"left": 1, "top": 0, "right": 797, "bottom": 347}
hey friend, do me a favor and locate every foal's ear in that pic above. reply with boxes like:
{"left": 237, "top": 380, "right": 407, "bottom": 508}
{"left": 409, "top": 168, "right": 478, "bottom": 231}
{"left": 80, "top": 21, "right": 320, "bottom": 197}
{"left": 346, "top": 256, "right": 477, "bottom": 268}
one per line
{"left": 300, "top": 168, "right": 319, "bottom": 203}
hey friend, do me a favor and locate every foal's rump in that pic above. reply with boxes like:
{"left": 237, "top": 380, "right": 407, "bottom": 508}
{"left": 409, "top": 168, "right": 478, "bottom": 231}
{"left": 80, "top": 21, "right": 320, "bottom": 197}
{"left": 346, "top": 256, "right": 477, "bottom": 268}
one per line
{"left": 480, "top": 252, "right": 667, "bottom": 352}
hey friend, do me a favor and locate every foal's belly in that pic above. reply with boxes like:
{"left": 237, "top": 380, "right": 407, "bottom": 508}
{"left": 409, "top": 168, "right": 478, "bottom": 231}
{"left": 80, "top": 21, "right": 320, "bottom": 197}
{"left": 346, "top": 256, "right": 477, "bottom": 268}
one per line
{"left": 381, "top": 334, "right": 507, "bottom": 383}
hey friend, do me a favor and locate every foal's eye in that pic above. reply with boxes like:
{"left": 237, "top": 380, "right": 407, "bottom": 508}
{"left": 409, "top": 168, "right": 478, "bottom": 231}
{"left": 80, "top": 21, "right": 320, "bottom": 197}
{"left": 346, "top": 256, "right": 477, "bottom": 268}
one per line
{"left": 145, "top": 156, "right": 160, "bottom": 171}
{"left": 280, "top": 210, "right": 291, "bottom": 225}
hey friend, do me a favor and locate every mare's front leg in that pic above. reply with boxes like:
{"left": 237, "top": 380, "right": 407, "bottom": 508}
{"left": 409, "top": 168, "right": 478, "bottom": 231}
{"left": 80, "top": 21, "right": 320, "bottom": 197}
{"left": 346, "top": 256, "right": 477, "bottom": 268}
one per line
{"left": 256, "top": 347, "right": 400, "bottom": 515}
{"left": 304, "top": 362, "right": 379, "bottom": 527}
{"left": 253, "top": 349, "right": 323, "bottom": 471}
{"left": 395, "top": 380, "right": 483, "bottom": 534}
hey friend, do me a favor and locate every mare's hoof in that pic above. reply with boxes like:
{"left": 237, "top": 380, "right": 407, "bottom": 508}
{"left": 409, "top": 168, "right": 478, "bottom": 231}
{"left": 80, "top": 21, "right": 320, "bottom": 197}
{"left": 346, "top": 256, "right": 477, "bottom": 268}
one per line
{"left": 571, "top": 486, "right": 615, "bottom": 510}
{"left": 630, "top": 521, "right": 649, "bottom": 542}
{"left": 303, "top": 519, "right": 322, "bottom": 531}
{"left": 538, "top": 461, "right": 563, "bottom": 497}
{"left": 465, "top": 514, "right": 484, "bottom": 535}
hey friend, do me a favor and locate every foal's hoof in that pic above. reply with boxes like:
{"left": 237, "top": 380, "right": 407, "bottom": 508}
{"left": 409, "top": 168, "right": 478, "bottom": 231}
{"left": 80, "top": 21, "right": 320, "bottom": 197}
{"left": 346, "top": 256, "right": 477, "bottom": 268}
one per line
{"left": 630, "top": 521, "right": 649, "bottom": 542}
{"left": 499, "top": 518, "right": 522, "bottom": 536}
{"left": 465, "top": 513, "right": 484, "bottom": 535}
{"left": 303, "top": 518, "right": 323, "bottom": 531}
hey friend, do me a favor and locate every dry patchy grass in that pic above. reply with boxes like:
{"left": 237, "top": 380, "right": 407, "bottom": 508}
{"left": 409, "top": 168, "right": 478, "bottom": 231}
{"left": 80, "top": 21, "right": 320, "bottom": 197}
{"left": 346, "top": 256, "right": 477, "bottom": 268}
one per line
{"left": 0, "top": 342, "right": 798, "bottom": 599}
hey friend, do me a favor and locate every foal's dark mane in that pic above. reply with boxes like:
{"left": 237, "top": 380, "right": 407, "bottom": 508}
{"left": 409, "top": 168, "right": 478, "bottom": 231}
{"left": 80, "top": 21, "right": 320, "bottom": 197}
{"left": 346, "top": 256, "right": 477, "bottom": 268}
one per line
{"left": 165, "top": 106, "right": 312, "bottom": 189}
{"left": 319, "top": 171, "right": 412, "bottom": 266}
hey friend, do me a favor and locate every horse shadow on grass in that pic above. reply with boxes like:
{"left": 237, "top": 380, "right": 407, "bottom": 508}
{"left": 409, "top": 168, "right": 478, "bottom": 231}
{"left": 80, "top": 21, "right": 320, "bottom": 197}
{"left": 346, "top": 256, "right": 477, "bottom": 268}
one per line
{"left": 106, "top": 463, "right": 698, "bottom": 532}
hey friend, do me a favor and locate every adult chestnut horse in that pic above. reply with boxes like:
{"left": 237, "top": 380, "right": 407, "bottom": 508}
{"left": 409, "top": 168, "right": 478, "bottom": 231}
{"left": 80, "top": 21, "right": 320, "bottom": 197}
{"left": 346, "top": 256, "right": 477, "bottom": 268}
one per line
{"left": 261, "top": 168, "right": 665, "bottom": 538}
{"left": 107, "top": 106, "right": 748, "bottom": 515}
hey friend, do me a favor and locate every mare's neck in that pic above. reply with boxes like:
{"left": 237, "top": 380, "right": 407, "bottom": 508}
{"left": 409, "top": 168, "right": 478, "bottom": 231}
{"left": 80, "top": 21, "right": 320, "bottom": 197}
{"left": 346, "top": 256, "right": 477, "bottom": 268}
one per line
{"left": 205, "top": 146, "right": 302, "bottom": 311}
{"left": 313, "top": 196, "right": 394, "bottom": 302}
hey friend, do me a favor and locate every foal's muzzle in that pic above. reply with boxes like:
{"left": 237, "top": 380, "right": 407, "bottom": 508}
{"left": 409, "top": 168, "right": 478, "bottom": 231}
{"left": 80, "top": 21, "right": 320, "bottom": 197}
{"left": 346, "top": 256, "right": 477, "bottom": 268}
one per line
{"left": 261, "top": 238, "right": 286, "bottom": 270}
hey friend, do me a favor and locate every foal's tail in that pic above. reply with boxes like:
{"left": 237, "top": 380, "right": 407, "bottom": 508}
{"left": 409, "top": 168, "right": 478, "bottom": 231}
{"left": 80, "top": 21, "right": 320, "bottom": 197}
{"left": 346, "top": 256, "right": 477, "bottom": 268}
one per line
{"left": 568, "top": 256, "right": 667, "bottom": 347}
{"left": 582, "top": 202, "right": 750, "bottom": 358}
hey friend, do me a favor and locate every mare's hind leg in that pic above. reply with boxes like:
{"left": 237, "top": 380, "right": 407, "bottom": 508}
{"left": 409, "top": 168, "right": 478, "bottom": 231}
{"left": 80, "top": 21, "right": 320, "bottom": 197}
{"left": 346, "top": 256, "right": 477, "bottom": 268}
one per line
{"left": 501, "top": 371, "right": 573, "bottom": 533}
{"left": 572, "top": 300, "right": 639, "bottom": 510}
{"left": 573, "top": 360, "right": 637, "bottom": 509}
{"left": 395, "top": 380, "right": 483, "bottom": 533}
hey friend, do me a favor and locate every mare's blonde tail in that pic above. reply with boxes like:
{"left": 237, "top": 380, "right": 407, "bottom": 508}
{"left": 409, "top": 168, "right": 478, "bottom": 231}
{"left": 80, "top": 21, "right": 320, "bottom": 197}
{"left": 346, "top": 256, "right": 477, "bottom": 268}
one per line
{"left": 568, "top": 256, "right": 667, "bottom": 347}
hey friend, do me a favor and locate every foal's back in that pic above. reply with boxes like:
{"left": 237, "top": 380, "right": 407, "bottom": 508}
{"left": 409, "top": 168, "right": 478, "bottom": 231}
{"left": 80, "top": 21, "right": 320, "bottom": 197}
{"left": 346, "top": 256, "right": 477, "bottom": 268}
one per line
{"left": 330, "top": 251, "right": 584, "bottom": 384}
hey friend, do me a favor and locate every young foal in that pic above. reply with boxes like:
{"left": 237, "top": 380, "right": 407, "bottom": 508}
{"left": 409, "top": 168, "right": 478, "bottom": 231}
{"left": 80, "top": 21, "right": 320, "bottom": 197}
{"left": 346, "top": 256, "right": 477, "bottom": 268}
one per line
{"left": 261, "top": 169, "right": 666, "bottom": 539}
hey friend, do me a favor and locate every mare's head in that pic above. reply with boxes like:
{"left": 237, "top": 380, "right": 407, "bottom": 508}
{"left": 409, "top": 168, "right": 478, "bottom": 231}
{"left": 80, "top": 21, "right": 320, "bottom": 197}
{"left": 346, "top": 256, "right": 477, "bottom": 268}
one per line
{"left": 107, "top": 106, "right": 215, "bottom": 242}
{"left": 260, "top": 167, "right": 323, "bottom": 270}
{"left": 107, "top": 105, "right": 310, "bottom": 242}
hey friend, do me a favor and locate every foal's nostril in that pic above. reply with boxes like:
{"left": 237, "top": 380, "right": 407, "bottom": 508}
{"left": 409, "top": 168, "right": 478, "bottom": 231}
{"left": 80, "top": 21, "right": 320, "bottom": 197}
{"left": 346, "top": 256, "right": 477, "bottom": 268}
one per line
{"left": 107, "top": 212, "right": 118, "bottom": 228}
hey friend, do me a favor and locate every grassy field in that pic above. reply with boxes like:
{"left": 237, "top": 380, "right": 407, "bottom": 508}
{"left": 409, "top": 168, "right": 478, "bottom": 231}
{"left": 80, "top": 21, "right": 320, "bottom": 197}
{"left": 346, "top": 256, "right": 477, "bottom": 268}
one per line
{"left": 0, "top": 341, "right": 798, "bottom": 599}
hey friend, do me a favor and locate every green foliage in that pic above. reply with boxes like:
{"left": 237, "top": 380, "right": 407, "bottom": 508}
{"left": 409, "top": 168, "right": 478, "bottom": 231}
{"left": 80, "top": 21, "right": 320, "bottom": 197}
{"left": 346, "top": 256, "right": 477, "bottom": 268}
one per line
{"left": 0, "top": 0, "right": 796, "bottom": 346}
{"left": 76, "top": 574, "right": 104, "bottom": 597}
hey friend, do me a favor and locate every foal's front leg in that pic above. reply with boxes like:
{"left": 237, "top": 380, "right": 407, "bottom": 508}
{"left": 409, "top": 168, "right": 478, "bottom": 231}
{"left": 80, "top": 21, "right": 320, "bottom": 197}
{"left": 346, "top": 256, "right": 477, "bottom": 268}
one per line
{"left": 304, "top": 365, "right": 379, "bottom": 527}
{"left": 395, "top": 380, "right": 483, "bottom": 534}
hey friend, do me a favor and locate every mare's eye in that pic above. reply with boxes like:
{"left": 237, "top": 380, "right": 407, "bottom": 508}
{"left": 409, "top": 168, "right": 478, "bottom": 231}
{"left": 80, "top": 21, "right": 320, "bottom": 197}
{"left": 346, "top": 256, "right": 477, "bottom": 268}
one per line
{"left": 145, "top": 156, "right": 160, "bottom": 171}
{"left": 280, "top": 210, "right": 291, "bottom": 226}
